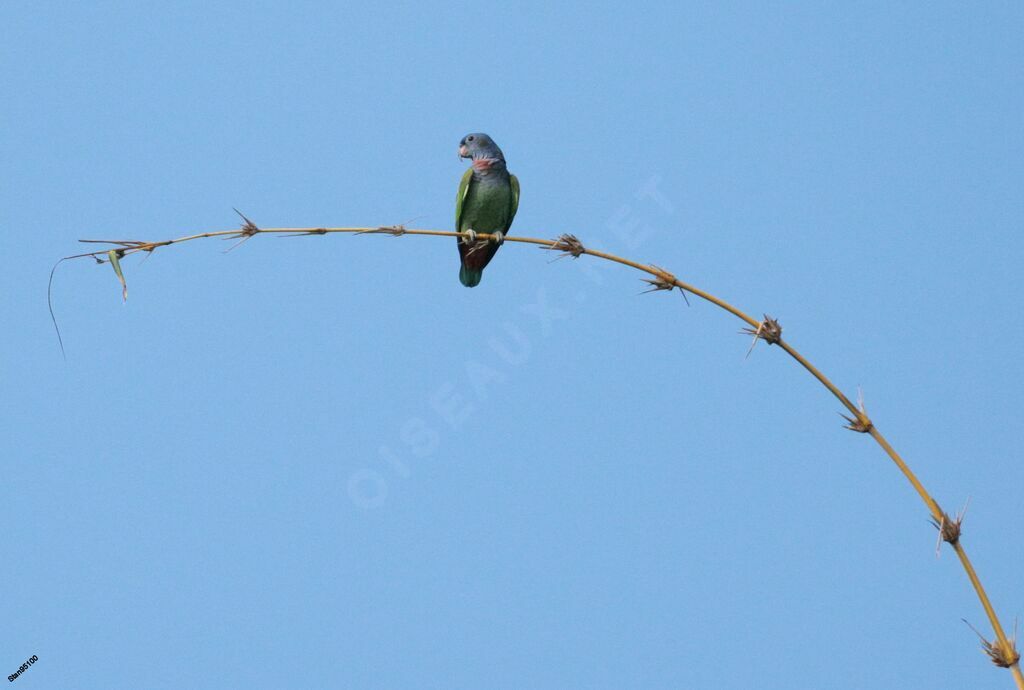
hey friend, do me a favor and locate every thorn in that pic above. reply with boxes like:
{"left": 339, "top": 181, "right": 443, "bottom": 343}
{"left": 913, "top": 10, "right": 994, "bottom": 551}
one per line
{"left": 355, "top": 224, "right": 406, "bottom": 237}
{"left": 223, "top": 236, "right": 253, "bottom": 252}
{"left": 224, "top": 208, "right": 261, "bottom": 252}
{"left": 637, "top": 265, "right": 689, "bottom": 305}
{"left": 840, "top": 386, "right": 872, "bottom": 433}
{"left": 741, "top": 315, "right": 783, "bottom": 358}
{"left": 233, "top": 207, "right": 259, "bottom": 233}
{"left": 744, "top": 322, "right": 764, "bottom": 359}
{"left": 839, "top": 411, "right": 872, "bottom": 433}
{"left": 542, "top": 234, "right": 586, "bottom": 260}
{"left": 77, "top": 239, "right": 147, "bottom": 246}
{"left": 281, "top": 228, "right": 329, "bottom": 237}
{"left": 639, "top": 264, "right": 685, "bottom": 299}
{"left": 930, "top": 497, "right": 970, "bottom": 553}
{"left": 356, "top": 215, "right": 423, "bottom": 235}
{"left": 932, "top": 517, "right": 944, "bottom": 557}
{"left": 962, "top": 618, "right": 1021, "bottom": 668}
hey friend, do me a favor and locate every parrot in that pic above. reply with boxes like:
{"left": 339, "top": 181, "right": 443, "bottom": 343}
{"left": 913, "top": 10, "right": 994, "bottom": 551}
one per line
{"left": 455, "top": 133, "right": 519, "bottom": 287}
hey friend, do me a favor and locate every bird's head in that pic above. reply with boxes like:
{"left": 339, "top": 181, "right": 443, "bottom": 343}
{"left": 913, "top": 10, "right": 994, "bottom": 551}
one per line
{"left": 458, "top": 133, "right": 505, "bottom": 171}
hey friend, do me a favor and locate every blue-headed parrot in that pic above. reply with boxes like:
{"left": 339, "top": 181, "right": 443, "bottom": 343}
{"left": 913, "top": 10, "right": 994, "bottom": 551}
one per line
{"left": 455, "top": 133, "right": 519, "bottom": 287}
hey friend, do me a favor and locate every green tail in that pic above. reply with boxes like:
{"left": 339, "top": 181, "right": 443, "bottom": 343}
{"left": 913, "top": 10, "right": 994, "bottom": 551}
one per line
{"left": 459, "top": 266, "right": 482, "bottom": 288}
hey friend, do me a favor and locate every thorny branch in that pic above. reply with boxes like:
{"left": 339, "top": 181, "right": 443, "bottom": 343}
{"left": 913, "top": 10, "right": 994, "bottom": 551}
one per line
{"left": 50, "top": 213, "right": 1023, "bottom": 688}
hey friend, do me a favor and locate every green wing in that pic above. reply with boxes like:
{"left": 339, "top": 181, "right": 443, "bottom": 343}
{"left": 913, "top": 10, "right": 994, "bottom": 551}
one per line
{"left": 507, "top": 174, "right": 520, "bottom": 232}
{"left": 455, "top": 167, "right": 474, "bottom": 232}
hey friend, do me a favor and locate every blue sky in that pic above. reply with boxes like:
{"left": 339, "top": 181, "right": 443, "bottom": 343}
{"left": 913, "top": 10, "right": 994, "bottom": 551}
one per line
{"left": 3, "top": 2, "right": 1022, "bottom": 688}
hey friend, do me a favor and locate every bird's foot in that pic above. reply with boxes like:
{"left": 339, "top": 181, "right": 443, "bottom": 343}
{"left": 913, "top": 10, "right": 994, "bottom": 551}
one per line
{"left": 461, "top": 228, "right": 478, "bottom": 244}
{"left": 491, "top": 230, "right": 505, "bottom": 246}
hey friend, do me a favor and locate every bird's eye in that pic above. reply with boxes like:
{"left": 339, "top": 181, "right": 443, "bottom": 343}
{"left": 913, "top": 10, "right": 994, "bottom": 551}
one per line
{"left": 467, "top": 135, "right": 475, "bottom": 142}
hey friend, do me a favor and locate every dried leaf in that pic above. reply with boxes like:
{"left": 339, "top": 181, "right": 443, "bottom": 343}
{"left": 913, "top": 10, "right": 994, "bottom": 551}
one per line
{"left": 108, "top": 249, "right": 127, "bottom": 302}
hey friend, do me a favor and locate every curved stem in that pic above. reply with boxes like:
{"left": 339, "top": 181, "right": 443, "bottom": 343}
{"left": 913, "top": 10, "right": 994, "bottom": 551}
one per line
{"left": 62, "top": 225, "right": 1023, "bottom": 686}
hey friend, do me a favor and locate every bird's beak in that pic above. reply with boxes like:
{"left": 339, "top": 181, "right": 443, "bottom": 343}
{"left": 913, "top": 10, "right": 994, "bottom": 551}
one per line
{"left": 458, "top": 145, "right": 470, "bottom": 159}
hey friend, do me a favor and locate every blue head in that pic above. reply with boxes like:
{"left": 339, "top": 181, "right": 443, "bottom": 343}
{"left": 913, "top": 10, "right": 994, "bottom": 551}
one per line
{"left": 458, "top": 133, "right": 506, "bottom": 166}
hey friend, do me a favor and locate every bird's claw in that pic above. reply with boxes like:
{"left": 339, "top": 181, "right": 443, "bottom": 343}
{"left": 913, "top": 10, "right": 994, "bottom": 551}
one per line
{"left": 461, "top": 228, "right": 503, "bottom": 246}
